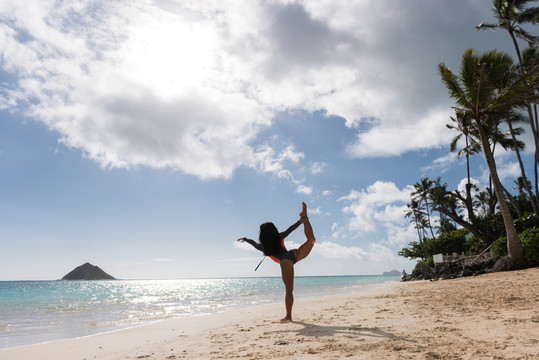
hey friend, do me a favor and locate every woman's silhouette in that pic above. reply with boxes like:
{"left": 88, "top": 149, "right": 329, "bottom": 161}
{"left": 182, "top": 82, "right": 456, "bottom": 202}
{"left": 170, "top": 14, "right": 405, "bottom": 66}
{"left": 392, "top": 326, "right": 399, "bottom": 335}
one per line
{"left": 238, "top": 202, "right": 316, "bottom": 321}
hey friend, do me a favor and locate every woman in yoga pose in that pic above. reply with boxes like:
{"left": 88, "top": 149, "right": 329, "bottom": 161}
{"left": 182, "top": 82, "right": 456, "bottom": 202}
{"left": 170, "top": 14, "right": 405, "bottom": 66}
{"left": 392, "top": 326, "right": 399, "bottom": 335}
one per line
{"left": 237, "top": 202, "right": 316, "bottom": 321}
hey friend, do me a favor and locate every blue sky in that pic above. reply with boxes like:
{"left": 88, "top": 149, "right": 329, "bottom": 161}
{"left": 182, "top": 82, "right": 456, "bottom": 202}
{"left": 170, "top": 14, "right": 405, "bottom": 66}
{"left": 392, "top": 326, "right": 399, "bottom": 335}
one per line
{"left": 0, "top": 0, "right": 534, "bottom": 280}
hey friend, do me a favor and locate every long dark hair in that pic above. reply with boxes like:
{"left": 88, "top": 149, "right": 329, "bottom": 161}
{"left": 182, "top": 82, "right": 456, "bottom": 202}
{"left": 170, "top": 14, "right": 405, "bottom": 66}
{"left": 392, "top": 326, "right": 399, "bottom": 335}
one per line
{"left": 259, "top": 222, "right": 282, "bottom": 256}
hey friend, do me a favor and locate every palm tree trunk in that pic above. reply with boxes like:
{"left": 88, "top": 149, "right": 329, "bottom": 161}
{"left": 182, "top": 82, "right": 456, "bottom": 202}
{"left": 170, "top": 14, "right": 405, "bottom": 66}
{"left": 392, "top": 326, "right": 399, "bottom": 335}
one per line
{"left": 464, "top": 135, "right": 476, "bottom": 223}
{"left": 509, "top": 31, "right": 524, "bottom": 74}
{"left": 502, "top": 185, "right": 522, "bottom": 218}
{"left": 507, "top": 120, "right": 539, "bottom": 218}
{"left": 535, "top": 104, "right": 539, "bottom": 210}
{"left": 509, "top": 28, "right": 539, "bottom": 214}
{"left": 476, "top": 121, "right": 524, "bottom": 259}
{"left": 425, "top": 201, "right": 436, "bottom": 239}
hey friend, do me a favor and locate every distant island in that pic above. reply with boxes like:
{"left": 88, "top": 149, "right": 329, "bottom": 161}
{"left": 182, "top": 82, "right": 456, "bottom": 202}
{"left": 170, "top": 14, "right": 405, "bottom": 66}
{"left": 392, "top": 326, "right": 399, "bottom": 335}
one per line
{"left": 62, "top": 262, "right": 116, "bottom": 280}
{"left": 382, "top": 269, "right": 401, "bottom": 276}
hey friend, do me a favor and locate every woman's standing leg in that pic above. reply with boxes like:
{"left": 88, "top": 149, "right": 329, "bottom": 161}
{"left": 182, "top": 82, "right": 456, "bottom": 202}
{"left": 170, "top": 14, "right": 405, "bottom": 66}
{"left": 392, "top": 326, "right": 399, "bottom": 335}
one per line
{"left": 280, "top": 259, "right": 294, "bottom": 321}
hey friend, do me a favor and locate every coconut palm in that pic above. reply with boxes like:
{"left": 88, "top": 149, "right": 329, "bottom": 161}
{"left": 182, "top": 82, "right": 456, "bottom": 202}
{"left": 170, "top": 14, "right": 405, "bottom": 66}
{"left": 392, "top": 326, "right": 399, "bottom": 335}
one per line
{"left": 439, "top": 48, "right": 539, "bottom": 259}
{"left": 404, "top": 199, "right": 428, "bottom": 260}
{"left": 447, "top": 109, "right": 481, "bottom": 222}
{"left": 477, "top": 0, "right": 539, "bottom": 69}
{"left": 447, "top": 108, "right": 527, "bottom": 220}
{"left": 411, "top": 178, "right": 436, "bottom": 239}
{"left": 505, "top": 110, "right": 539, "bottom": 217}
{"left": 522, "top": 46, "right": 539, "bottom": 202}
{"left": 477, "top": 0, "right": 539, "bottom": 211}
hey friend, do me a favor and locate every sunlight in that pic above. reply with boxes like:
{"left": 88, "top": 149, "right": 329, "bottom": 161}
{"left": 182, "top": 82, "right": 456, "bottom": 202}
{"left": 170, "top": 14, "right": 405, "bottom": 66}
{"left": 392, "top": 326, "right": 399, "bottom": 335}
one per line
{"left": 118, "top": 9, "right": 219, "bottom": 100}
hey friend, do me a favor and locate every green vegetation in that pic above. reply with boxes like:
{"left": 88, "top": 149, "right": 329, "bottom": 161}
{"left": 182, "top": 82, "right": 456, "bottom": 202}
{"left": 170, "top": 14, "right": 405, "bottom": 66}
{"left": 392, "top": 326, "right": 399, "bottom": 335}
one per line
{"left": 399, "top": 1, "right": 539, "bottom": 269}
{"left": 520, "top": 228, "right": 539, "bottom": 263}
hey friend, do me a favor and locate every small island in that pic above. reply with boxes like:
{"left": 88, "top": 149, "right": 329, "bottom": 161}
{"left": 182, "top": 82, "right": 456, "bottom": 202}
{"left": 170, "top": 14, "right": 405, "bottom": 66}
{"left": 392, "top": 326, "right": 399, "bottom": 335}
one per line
{"left": 382, "top": 269, "right": 401, "bottom": 276}
{"left": 62, "top": 262, "right": 116, "bottom": 280}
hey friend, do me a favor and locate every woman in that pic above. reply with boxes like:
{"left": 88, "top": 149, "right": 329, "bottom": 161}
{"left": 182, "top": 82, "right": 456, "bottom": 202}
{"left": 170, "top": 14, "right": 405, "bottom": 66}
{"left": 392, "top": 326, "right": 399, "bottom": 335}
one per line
{"left": 237, "top": 202, "right": 316, "bottom": 321}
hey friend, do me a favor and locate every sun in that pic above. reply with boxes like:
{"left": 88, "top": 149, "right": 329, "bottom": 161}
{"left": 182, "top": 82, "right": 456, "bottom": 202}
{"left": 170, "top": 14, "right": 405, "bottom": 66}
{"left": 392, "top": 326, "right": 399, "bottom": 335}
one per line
{"left": 116, "top": 8, "right": 219, "bottom": 100}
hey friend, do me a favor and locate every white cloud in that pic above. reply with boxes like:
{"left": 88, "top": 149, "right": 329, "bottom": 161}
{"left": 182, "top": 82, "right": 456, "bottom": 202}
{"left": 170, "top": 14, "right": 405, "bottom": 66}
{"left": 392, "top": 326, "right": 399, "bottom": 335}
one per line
{"left": 456, "top": 177, "right": 482, "bottom": 195}
{"left": 421, "top": 151, "right": 459, "bottom": 175}
{"left": 315, "top": 241, "right": 397, "bottom": 262}
{"left": 315, "top": 241, "right": 368, "bottom": 260}
{"left": 153, "top": 257, "right": 173, "bottom": 262}
{"left": 347, "top": 108, "right": 454, "bottom": 158}
{"left": 296, "top": 184, "right": 313, "bottom": 195}
{"left": 497, "top": 161, "right": 521, "bottom": 183}
{"left": 310, "top": 161, "right": 327, "bottom": 174}
{"left": 338, "top": 181, "right": 413, "bottom": 233}
{"left": 385, "top": 223, "right": 418, "bottom": 246}
{"left": 252, "top": 145, "right": 304, "bottom": 180}
{"left": 307, "top": 206, "right": 324, "bottom": 216}
{"left": 284, "top": 239, "right": 395, "bottom": 262}
{"left": 331, "top": 180, "right": 419, "bottom": 260}
{"left": 0, "top": 0, "right": 495, "bottom": 179}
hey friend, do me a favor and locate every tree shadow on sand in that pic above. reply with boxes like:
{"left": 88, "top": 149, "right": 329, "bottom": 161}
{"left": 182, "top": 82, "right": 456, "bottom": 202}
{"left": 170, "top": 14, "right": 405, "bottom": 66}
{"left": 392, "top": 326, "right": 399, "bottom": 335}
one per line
{"left": 267, "top": 321, "right": 409, "bottom": 341}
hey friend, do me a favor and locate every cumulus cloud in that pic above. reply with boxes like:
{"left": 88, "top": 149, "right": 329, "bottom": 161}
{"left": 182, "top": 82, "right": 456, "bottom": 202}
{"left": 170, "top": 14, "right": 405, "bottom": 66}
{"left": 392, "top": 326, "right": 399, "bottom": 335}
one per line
{"left": 252, "top": 145, "right": 304, "bottom": 180}
{"left": 347, "top": 109, "right": 454, "bottom": 158}
{"left": 296, "top": 184, "right": 313, "bottom": 195}
{"left": 284, "top": 239, "right": 396, "bottom": 262}
{"left": 421, "top": 151, "right": 460, "bottom": 175}
{"left": 338, "top": 181, "right": 413, "bottom": 234}
{"left": 322, "top": 190, "right": 334, "bottom": 197}
{"left": 497, "top": 161, "right": 521, "bottom": 183}
{"left": 310, "top": 161, "right": 327, "bottom": 175}
{"left": 457, "top": 177, "right": 482, "bottom": 195}
{"left": 0, "top": 0, "right": 496, "bottom": 179}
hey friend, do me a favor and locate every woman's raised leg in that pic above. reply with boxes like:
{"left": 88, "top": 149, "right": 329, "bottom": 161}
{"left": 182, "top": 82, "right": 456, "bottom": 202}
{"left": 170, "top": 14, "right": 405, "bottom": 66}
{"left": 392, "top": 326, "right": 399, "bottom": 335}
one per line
{"left": 295, "top": 202, "right": 316, "bottom": 262}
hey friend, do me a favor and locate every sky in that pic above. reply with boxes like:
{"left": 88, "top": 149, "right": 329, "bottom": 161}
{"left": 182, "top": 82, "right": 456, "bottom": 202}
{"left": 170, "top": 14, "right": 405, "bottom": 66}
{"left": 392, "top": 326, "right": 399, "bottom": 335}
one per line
{"left": 0, "top": 0, "right": 535, "bottom": 280}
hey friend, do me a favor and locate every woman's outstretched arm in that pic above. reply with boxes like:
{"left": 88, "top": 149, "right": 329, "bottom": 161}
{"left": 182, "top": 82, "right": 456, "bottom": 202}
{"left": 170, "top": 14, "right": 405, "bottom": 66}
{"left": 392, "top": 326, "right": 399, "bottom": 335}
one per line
{"left": 279, "top": 220, "right": 301, "bottom": 239}
{"left": 237, "top": 237, "right": 264, "bottom": 252}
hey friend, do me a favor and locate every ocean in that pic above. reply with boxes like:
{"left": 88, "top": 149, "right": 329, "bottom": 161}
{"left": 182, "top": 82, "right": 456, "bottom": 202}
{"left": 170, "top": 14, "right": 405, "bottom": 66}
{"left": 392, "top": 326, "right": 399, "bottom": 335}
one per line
{"left": 0, "top": 275, "right": 399, "bottom": 349}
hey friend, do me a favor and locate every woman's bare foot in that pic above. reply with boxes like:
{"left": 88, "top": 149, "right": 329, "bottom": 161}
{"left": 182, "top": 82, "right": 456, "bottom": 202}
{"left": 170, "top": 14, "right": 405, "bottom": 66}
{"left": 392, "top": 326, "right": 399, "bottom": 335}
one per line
{"left": 299, "top": 202, "right": 308, "bottom": 223}
{"left": 280, "top": 316, "right": 292, "bottom": 323}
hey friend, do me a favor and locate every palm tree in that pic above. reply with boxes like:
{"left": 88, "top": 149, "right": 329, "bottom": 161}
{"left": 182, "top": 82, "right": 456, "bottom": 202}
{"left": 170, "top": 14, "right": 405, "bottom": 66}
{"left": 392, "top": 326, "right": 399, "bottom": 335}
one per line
{"left": 447, "top": 107, "right": 528, "bottom": 220}
{"left": 475, "top": 189, "right": 495, "bottom": 219}
{"left": 522, "top": 46, "right": 539, "bottom": 203}
{"left": 505, "top": 110, "right": 539, "bottom": 217}
{"left": 411, "top": 178, "right": 436, "bottom": 238}
{"left": 477, "top": 0, "right": 539, "bottom": 70}
{"left": 477, "top": 0, "right": 539, "bottom": 211}
{"left": 404, "top": 199, "right": 427, "bottom": 260}
{"left": 447, "top": 109, "right": 481, "bottom": 222}
{"left": 439, "top": 48, "right": 539, "bottom": 259}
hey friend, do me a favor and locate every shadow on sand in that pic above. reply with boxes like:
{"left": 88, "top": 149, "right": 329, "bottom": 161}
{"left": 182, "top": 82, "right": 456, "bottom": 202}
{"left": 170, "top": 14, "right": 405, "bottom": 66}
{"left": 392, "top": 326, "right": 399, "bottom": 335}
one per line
{"left": 266, "top": 321, "right": 408, "bottom": 341}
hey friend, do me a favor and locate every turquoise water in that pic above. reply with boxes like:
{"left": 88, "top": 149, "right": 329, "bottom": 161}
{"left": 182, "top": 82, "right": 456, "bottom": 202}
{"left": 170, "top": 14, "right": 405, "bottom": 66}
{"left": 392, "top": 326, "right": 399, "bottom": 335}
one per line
{"left": 0, "top": 276, "right": 398, "bottom": 349}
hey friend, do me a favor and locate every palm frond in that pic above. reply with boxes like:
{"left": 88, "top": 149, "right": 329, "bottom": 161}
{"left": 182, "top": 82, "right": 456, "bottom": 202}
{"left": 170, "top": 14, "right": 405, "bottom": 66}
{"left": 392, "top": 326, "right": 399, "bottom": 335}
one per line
{"left": 514, "top": 28, "right": 538, "bottom": 44}
{"left": 438, "top": 62, "right": 474, "bottom": 111}
{"left": 489, "top": 62, "right": 539, "bottom": 112}
{"left": 450, "top": 133, "right": 461, "bottom": 152}
{"left": 518, "top": 5, "right": 539, "bottom": 24}
{"left": 476, "top": 21, "right": 499, "bottom": 30}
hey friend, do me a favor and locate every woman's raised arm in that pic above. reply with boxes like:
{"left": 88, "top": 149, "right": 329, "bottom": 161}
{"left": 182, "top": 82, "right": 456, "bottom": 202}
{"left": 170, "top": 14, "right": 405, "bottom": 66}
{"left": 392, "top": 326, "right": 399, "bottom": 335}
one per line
{"left": 279, "top": 220, "right": 301, "bottom": 239}
{"left": 237, "top": 237, "right": 263, "bottom": 252}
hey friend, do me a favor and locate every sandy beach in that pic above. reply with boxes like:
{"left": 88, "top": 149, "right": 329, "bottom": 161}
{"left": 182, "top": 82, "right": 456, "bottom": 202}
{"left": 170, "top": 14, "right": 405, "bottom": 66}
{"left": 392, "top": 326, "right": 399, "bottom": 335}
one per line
{"left": 2, "top": 267, "right": 538, "bottom": 360}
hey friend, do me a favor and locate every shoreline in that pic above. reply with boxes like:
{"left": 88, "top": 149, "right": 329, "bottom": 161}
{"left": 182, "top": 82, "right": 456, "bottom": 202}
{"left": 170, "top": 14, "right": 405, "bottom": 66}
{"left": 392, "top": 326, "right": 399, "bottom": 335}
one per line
{"left": 1, "top": 268, "right": 537, "bottom": 359}
{"left": 0, "top": 276, "right": 400, "bottom": 351}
